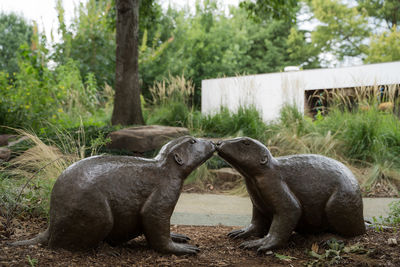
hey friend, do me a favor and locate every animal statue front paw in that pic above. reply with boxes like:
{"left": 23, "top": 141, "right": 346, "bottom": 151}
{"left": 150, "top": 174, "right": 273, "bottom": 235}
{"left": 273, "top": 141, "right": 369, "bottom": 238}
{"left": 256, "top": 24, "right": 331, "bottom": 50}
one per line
{"left": 163, "top": 241, "right": 200, "bottom": 255}
{"left": 239, "top": 235, "right": 283, "bottom": 253}
{"left": 228, "top": 224, "right": 265, "bottom": 239}
{"left": 170, "top": 232, "right": 190, "bottom": 243}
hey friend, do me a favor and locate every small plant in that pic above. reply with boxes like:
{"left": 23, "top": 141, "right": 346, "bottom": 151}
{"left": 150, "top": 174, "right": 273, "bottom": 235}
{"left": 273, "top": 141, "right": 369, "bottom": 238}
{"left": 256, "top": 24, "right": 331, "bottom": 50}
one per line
{"left": 274, "top": 253, "right": 297, "bottom": 262}
{"left": 26, "top": 255, "right": 38, "bottom": 267}
{"left": 307, "top": 238, "right": 369, "bottom": 266}
{"left": 372, "top": 200, "right": 400, "bottom": 229}
{"left": 386, "top": 200, "right": 400, "bottom": 227}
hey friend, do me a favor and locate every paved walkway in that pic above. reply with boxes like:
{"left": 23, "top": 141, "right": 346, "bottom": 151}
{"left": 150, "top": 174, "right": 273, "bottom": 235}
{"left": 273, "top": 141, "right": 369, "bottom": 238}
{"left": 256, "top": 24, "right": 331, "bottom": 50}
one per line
{"left": 171, "top": 193, "right": 399, "bottom": 226}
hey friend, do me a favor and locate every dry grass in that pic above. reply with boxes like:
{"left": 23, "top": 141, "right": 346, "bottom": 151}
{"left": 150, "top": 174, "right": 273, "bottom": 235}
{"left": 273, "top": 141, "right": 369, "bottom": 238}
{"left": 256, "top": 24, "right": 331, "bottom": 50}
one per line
{"left": 0, "top": 124, "right": 104, "bottom": 219}
{"left": 149, "top": 74, "right": 195, "bottom": 106}
{"left": 3, "top": 128, "right": 81, "bottom": 182}
{"left": 309, "top": 84, "right": 399, "bottom": 113}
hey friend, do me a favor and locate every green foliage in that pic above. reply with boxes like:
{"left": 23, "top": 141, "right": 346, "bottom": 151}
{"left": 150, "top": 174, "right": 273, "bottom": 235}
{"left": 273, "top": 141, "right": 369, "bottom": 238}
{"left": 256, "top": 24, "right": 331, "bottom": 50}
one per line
{"left": 286, "top": 27, "right": 320, "bottom": 68}
{"left": 385, "top": 200, "right": 400, "bottom": 227}
{"left": 372, "top": 200, "right": 400, "bottom": 229}
{"left": 365, "top": 26, "right": 400, "bottom": 63}
{"left": 0, "top": 12, "right": 33, "bottom": 76}
{"left": 308, "top": 0, "right": 370, "bottom": 62}
{"left": 0, "top": 53, "right": 105, "bottom": 132}
{"left": 0, "top": 162, "right": 56, "bottom": 219}
{"left": 239, "top": 0, "right": 298, "bottom": 22}
{"left": 26, "top": 256, "right": 38, "bottom": 267}
{"left": 140, "top": 2, "right": 319, "bottom": 101}
{"left": 53, "top": 0, "right": 116, "bottom": 87}
{"left": 305, "top": 0, "right": 400, "bottom": 65}
{"left": 39, "top": 124, "right": 117, "bottom": 157}
{"left": 198, "top": 107, "right": 268, "bottom": 139}
{"left": 307, "top": 238, "right": 369, "bottom": 266}
{"left": 357, "top": 0, "right": 400, "bottom": 29}
{"left": 316, "top": 107, "right": 400, "bottom": 188}
{"left": 0, "top": 44, "right": 55, "bottom": 130}
{"left": 54, "top": 59, "right": 99, "bottom": 115}
{"left": 313, "top": 93, "right": 400, "bottom": 191}
{"left": 146, "top": 101, "right": 192, "bottom": 128}
{"left": 274, "top": 253, "right": 297, "bottom": 262}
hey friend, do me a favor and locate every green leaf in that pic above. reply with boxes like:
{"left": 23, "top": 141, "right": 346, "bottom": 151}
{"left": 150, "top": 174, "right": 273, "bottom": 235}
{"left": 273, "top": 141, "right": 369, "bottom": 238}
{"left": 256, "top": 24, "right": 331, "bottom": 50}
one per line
{"left": 274, "top": 253, "right": 297, "bottom": 262}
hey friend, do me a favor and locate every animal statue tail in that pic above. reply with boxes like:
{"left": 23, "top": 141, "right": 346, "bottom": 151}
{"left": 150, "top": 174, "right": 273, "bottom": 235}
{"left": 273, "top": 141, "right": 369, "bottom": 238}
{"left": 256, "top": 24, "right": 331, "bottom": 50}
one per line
{"left": 9, "top": 228, "right": 50, "bottom": 246}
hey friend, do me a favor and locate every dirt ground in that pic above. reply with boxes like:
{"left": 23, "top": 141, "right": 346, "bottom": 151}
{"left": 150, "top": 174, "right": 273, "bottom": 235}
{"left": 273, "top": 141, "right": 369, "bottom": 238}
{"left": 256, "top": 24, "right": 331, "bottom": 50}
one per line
{"left": 1, "top": 216, "right": 399, "bottom": 267}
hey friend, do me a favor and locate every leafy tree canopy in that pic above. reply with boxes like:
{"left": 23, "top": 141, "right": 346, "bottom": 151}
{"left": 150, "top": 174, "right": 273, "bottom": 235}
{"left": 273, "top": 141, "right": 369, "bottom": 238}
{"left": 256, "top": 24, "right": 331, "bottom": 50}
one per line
{"left": 357, "top": 0, "right": 400, "bottom": 30}
{"left": 307, "top": 0, "right": 370, "bottom": 63}
{"left": 0, "top": 12, "right": 33, "bottom": 76}
{"left": 239, "top": 0, "right": 298, "bottom": 22}
{"left": 365, "top": 26, "right": 400, "bottom": 63}
{"left": 139, "top": 1, "right": 319, "bottom": 103}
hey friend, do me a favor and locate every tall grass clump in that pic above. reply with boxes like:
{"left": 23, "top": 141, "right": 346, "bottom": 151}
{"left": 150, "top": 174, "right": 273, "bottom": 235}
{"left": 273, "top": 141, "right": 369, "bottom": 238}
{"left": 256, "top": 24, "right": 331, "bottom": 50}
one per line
{"left": 198, "top": 106, "right": 268, "bottom": 139}
{"left": 146, "top": 75, "right": 195, "bottom": 127}
{"left": 149, "top": 74, "right": 194, "bottom": 106}
{"left": 313, "top": 85, "right": 400, "bottom": 193}
{"left": 263, "top": 105, "right": 344, "bottom": 160}
{"left": 0, "top": 124, "right": 107, "bottom": 221}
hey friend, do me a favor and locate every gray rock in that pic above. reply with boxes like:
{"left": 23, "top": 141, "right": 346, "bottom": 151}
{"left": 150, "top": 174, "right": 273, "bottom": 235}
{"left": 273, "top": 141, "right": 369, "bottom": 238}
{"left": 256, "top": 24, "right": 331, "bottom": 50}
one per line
{"left": 8, "top": 136, "right": 29, "bottom": 147}
{"left": 0, "top": 147, "right": 11, "bottom": 162}
{"left": 106, "top": 125, "right": 189, "bottom": 153}
{"left": 210, "top": 168, "right": 243, "bottom": 182}
{"left": 0, "top": 135, "right": 15, "bottom": 147}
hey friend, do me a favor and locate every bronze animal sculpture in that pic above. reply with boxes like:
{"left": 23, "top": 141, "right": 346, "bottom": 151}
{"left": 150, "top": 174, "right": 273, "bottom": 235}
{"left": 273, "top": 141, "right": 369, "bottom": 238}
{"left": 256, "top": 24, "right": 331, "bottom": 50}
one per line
{"left": 12, "top": 136, "right": 215, "bottom": 255}
{"left": 216, "top": 137, "right": 365, "bottom": 253}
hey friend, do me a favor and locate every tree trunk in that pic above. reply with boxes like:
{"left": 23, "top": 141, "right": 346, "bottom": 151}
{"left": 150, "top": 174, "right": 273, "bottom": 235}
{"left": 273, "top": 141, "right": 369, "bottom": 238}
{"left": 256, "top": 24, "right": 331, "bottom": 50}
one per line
{"left": 112, "top": 0, "right": 144, "bottom": 125}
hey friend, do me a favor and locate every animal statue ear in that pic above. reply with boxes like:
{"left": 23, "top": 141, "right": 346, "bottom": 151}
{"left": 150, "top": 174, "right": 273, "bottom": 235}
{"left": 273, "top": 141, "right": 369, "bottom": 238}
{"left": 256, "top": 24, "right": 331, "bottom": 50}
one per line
{"left": 260, "top": 154, "right": 269, "bottom": 165}
{"left": 174, "top": 153, "right": 184, "bottom": 166}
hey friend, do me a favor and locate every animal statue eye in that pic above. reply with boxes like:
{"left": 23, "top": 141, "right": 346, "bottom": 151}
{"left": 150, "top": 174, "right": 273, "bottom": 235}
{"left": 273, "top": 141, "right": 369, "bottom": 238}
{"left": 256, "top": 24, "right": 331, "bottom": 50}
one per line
{"left": 260, "top": 154, "right": 268, "bottom": 165}
{"left": 243, "top": 139, "right": 250, "bottom": 145}
{"left": 190, "top": 139, "right": 196, "bottom": 144}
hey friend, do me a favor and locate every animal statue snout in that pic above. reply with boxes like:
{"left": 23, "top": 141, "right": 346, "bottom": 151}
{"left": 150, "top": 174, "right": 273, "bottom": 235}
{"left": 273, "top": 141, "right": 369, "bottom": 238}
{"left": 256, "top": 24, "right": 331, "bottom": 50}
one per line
{"left": 215, "top": 140, "right": 223, "bottom": 150}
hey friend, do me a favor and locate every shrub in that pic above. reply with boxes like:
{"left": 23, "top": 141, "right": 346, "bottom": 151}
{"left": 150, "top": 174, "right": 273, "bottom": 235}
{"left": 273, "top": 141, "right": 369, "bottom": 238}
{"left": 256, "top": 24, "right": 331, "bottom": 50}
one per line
{"left": 198, "top": 106, "right": 268, "bottom": 139}
{"left": 146, "top": 101, "right": 192, "bottom": 127}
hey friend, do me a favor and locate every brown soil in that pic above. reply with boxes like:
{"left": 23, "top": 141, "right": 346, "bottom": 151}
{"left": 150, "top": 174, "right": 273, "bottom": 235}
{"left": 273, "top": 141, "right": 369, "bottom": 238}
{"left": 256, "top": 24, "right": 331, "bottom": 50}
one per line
{"left": 1, "top": 216, "right": 399, "bottom": 266}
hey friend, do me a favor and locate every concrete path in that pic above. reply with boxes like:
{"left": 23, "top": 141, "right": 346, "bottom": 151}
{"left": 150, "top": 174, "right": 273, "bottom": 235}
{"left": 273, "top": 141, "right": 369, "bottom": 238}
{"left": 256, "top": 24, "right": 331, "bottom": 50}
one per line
{"left": 171, "top": 193, "right": 399, "bottom": 226}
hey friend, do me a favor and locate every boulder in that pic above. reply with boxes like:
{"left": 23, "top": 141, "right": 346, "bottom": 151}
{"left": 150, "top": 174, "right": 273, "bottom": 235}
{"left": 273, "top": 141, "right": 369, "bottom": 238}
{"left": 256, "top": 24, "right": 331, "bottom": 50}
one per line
{"left": 8, "top": 136, "right": 29, "bottom": 147}
{"left": 0, "top": 147, "right": 11, "bottom": 162}
{"left": 210, "top": 168, "right": 243, "bottom": 183}
{"left": 378, "top": 102, "right": 394, "bottom": 112}
{"left": 106, "top": 125, "right": 189, "bottom": 153}
{"left": 0, "top": 135, "right": 15, "bottom": 147}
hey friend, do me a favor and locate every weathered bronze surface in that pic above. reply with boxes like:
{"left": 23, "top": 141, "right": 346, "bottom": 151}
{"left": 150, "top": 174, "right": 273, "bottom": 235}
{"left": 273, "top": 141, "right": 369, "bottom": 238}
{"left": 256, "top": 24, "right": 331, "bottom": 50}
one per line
{"left": 216, "top": 137, "right": 365, "bottom": 253}
{"left": 12, "top": 136, "right": 215, "bottom": 255}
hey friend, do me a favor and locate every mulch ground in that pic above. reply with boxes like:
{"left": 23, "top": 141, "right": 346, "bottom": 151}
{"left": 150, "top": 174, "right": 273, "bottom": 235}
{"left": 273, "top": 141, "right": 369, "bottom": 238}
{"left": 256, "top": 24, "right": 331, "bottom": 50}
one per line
{"left": 1, "top": 216, "right": 399, "bottom": 266}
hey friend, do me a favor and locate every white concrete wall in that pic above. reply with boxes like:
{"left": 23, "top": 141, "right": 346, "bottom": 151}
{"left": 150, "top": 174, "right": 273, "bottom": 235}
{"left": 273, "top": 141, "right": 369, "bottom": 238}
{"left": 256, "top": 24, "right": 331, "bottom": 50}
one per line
{"left": 201, "top": 61, "right": 400, "bottom": 122}
{"left": 201, "top": 72, "right": 305, "bottom": 122}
